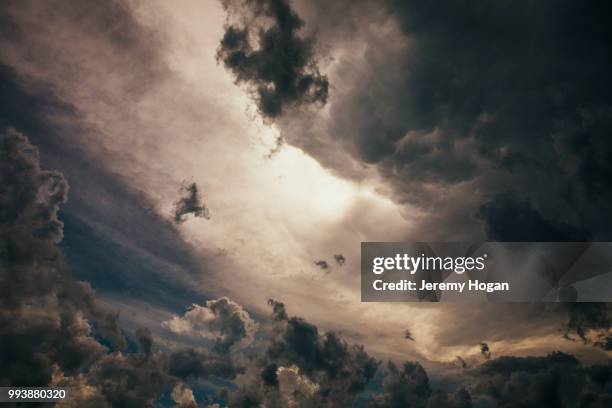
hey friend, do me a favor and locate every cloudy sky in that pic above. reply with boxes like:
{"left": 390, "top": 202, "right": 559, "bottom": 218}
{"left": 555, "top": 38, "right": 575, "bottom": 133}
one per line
{"left": 2, "top": 0, "right": 612, "bottom": 406}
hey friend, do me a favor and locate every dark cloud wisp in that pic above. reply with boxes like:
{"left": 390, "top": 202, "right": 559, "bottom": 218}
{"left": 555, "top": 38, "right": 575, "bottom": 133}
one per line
{"left": 173, "top": 181, "right": 211, "bottom": 224}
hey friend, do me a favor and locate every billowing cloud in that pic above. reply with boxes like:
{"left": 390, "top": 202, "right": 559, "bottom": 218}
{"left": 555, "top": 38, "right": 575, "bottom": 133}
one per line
{"left": 162, "top": 297, "right": 258, "bottom": 351}
{"left": 3, "top": 130, "right": 611, "bottom": 407}
{"left": 171, "top": 383, "right": 197, "bottom": 408}
{"left": 1, "top": 129, "right": 106, "bottom": 386}
{"left": 0, "top": 130, "right": 239, "bottom": 405}
{"left": 3, "top": 1, "right": 612, "bottom": 406}
{"left": 277, "top": 365, "right": 320, "bottom": 407}
{"left": 262, "top": 0, "right": 612, "bottom": 242}
{"left": 371, "top": 352, "right": 612, "bottom": 408}
{"left": 369, "top": 361, "right": 436, "bottom": 408}
{"left": 228, "top": 300, "right": 379, "bottom": 407}
{"left": 268, "top": 298, "right": 288, "bottom": 321}
{"left": 217, "top": 0, "right": 329, "bottom": 118}
{"left": 167, "top": 347, "right": 239, "bottom": 381}
{"left": 468, "top": 352, "right": 612, "bottom": 407}
{"left": 476, "top": 195, "right": 592, "bottom": 241}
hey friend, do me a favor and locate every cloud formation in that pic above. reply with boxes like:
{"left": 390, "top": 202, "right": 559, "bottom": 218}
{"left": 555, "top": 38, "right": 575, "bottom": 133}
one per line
{"left": 370, "top": 352, "right": 612, "bottom": 408}
{"left": 2, "top": 129, "right": 610, "bottom": 407}
{"left": 0, "top": 130, "right": 239, "bottom": 405}
{"left": 173, "top": 182, "right": 211, "bottom": 224}
{"left": 563, "top": 303, "right": 612, "bottom": 351}
{"left": 217, "top": 0, "right": 329, "bottom": 118}
{"left": 468, "top": 352, "right": 612, "bottom": 407}
{"left": 228, "top": 300, "right": 379, "bottom": 407}
{"left": 257, "top": 0, "right": 612, "bottom": 242}
{"left": 1, "top": 128, "right": 107, "bottom": 386}
{"left": 162, "top": 297, "right": 258, "bottom": 352}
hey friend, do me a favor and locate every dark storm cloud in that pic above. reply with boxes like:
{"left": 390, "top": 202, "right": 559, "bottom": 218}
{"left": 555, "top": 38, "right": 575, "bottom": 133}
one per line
{"left": 173, "top": 182, "right": 211, "bottom": 224}
{"left": 0, "top": 3, "right": 206, "bottom": 312}
{"left": 563, "top": 303, "right": 612, "bottom": 351}
{"left": 468, "top": 352, "right": 612, "bottom": 407}
{"left": 167, "top": 348, "right": 239, "bottom": 380}
{"left": 217, "top": 0, "right": 329, "bottom": 119}
{"left": 383, "top": 0, "right": 612, "bottom": 240}
{"left": 1, "top": 131, "right": 608, "bottom": 407}
{"left": 84, "top": 342, "right": 173, "bottom": 408}
{"left": 266, "top": 1, "right": 612, "bottom": 242}
{"left": 98, "top": 311, "right": 129, "bottom": 350}
{"left": 267, "top": 298, "right": 288, "bottom": 321}
{"left": 369, "top": 352, "right": 612, "bottom": 408}
{"left": 136, "top": 327, "right": 154, "bottom": 360}
{"left": 368, "top": 361, "right": 434, "bottom": 408}
{"left": 0, "top": 130, "right": 239, "bottom": 405}
{"left": 0, "top": 129, "right": 105, "bottom": 386}
{"left": 476, "top": 195, "right": 592, "bottom": 242}
{"left": 228, "top": 299, "right": 379, "bottom": 407}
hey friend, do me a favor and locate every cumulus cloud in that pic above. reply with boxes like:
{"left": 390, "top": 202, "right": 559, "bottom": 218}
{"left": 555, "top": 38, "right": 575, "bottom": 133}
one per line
{"left": 0, "top": 129, "right": 167, "bottom": 405}
{"left": 0, "top": 129, "right": 107, "bottom": 386}
{"left": 267, "top": 298, "right": 288, "bottom": 321}
{"left": 277, "top": 365, "right": 320, "bottom": 407}
{"left": 370, "top": 352, "right": 612, "bottom": 408}
{"left": 173, "top": 182, "right": 211, "bottom": 224}
{"left": 0, "top": 130, "right": 240, "bottom": 405}
{"left": 228, "top": 300, "right": 379, "bottom": 407}
{"left": 2, "top": 130, "right": 610, "bottom": 407}
{"left": 171, "top": 383, "right": 197, "bottom": 408}
{"left": 467, "top": 352, "right": 612, "bottom": 407}
{"left": 369, "top": 361, "right": 434, "bottom": 408}
{"left": 167, "top": 347, "right": 239, "bottom": 380}
{"left": 217, "top": 0, "right": 329, "bottom": 118}
{"left": 162, "top": 297, "right": 258, "bottom": 351}
{"left": 84, "top": 347, "right": 173, "bottom": 407}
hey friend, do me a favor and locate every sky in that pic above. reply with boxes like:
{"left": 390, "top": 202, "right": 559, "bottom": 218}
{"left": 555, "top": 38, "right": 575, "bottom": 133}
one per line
{"left": 2, "top": 0, "right": 612, "bottom": 407}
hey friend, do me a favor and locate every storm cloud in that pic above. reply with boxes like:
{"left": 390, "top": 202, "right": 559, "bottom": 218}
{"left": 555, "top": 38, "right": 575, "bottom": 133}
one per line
{"left": 0, "top": 130, "right": 238, "bottom": 404}
{"left": 1, "top": 129, "right": 106, "bottom": 386}
{"left": 259, "top": 0, "right": 612, "bottom": 242}
{"left": 217, "top": 0, "right": 329, "bottom": 118}
{"left": 563, "top": 303, "right": 612, "bottom": 351}
{"left": 228, "top": 299, "right": 379, "bottom": 407}
{"left": 370, "top": 352, "right": 612, "bottom": 408}
{"left": 2, "top": 0, "right": 612, "bottom": 406}
{"left": 162, "top": 297, "right": 258, "bottom": 352}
